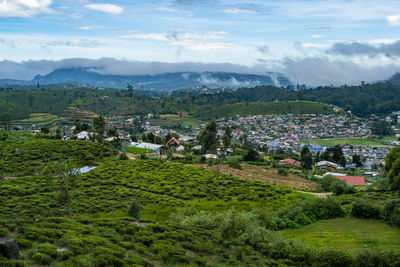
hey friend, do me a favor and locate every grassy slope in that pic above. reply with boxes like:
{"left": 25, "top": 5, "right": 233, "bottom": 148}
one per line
{"left": 281, "top": 217, "right": 400, "bottom": 250}
{"left": 191, "top": 101, "right": 337, "bottom": 119}
{"left": 15, "top": 113, "right": 60, "bottom": 127}
{"left": 305, "top": 138, "right": 387, "bottom": 146}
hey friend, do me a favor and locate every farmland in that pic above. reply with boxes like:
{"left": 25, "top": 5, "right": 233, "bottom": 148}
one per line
{"left": 281, "top": 217, "right": 400, "bottom": 250}
{"left": 305, "top": 138, "right": 387, "bottom": 147}
{"left": 0, "top": 133, "right": 117, "bottom": 176}
{"left": 15, "top": 113, "right": 60, "bottom": 127}
{"left": 193, "top": 163, "right": 317, "bottom": 190}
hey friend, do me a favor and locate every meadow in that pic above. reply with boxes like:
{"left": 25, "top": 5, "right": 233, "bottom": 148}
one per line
{"left": 305, "top": 138, "right": 386, "bottom": 147}
{"left": 282, "top": 217, "right": 400, "bottom": 250}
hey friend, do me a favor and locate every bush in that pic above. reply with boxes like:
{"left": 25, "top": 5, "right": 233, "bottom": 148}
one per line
{"left": 351, "top": 198, "right": 381, "bottom": 219}
{"left": 381, "top": 200, "right": 400, "bottom": 227}
{"left": 32, "top": 252, "right": 52, "bottom": 265}
{"left": 0, "top": 228, "right": 7, "bottom": 238}
{"left": 127, "top": 199, "right": 141, "bottom": 219}
{"left": 119, "top": 153, "right": 129, "bottom": 160}
{"left": 277, "top": 168, "right": 288, "bottom": 176}
{"left": 227, "top": 159, "right": 242, "bottom": 170}
{"left": 319, "top": 175, "right": 347, "bottom": 195}
{"left": 16, "top": 237, "right": 32, "bottom": 249}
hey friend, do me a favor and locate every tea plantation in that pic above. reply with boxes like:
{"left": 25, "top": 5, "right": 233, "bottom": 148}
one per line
{"left": 2, "top": 157, "right": 400, "bottom": 266}
{"left": 0, "top": 133, "right": 116, "bottom": 176}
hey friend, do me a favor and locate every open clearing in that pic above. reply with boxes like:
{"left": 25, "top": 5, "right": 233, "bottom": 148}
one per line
{"left": 193, "top": 164, "right": 316, "bottom": 190}
{"left": 281, "top": 217, "right": 400, "bottom": 250}
{"left": 304, "top": 137, "right": 388, "bottom": 147}
{"left": 16, "top": 113, "right": 60, "bottom": 126}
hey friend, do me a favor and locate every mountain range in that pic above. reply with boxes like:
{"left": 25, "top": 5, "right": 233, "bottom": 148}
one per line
{"left": 0, "top": 68, "right": 292, "bottom": 90}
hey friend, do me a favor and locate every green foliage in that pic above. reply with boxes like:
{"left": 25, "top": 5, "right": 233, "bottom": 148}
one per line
{"left": 0, "top": 133, "right": 116, "bottom": 176}
{"left": 227, "top": 159, "right": 242, "bottom": 170}
{"left": 197, "top": 120, "right": 218, "bottom": 153}
{"left": 125, "top": 146, "right": 154, "bottom": 154}
{"left": 127, "top": 199, "right": 141, "bottom": 219}
{"left": 243, "top": 147, "right": 259, "bottom": 162}
{"left": 382, "top": 200, "right": 400, "bottom": 227}
{"left": 351, "top": 198, "right": 381, "bottom": 219}
{"left": 385, "top": 147, "right": 400, "bottom": 190}
{"left": 119, "top": 153, "right": 129, "bottom": 160}
{"left": 319, "top": 175, "right": 347, "bottom": 195}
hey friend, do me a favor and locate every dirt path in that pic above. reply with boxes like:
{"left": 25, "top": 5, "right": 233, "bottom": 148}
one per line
{"left": 297, "top": 191, "right": 333, "bottom": 198}
{"left": 192, "top": 164, "right": 317, "bottom": 190}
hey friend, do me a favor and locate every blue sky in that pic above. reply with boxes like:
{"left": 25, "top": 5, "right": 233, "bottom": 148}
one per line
{"left": 1, "top": 0, "right": 400, "bottom": 85}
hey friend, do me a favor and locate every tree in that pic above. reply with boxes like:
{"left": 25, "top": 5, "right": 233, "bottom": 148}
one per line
{"left": 127, "top": 199, "right": 141, "bottom": 219}
{"left": 1, "top": 114, "right": 11, "bottom": 131}
{"left": 300, "top": 145, "right": 312, "bottom": 170}
{"left": 42, "top": 162, "right": 80, "bottom": 217}
{"left": 385, "top": 147, "right": 400, "bottom": 190}
{"left": 222, "top": 126, "right": 232, "bottom": 148}
{"left": 93, "top": 116, "right": 105, "bottom": 141}
{"left": 352, "top": 154, "right": 362, "bottom": 167}
{"left": 127, "top": 84, "right": 134, "bottom": 97}
{"left": 197, "top": 120, "right": 218, "bottom": 154}
{"left": 243, "top": 147, "right": 259, "bottom": 162}
{"left": 41, "top": 127, "right": 50, "bottom": 134}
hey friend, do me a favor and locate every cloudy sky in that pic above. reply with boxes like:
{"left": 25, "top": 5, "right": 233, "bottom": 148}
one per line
{"left": 1, "top": 0, "right": 400, "bottom": 85}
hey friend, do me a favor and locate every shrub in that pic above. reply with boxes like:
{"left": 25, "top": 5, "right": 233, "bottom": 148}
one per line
{"left": 351, "top": 198, "right": 381, "bottom": 219}
{"left": 16, "top": 237, "right": 32, "bottom": 249}
{"left": 36, "top": 243, "right": 58, "bottom": 258}
{"left": 381, "top": 200, "right": 400, "bottom": 227}
{"left": 227, "top": 159, "right": 242, "bottom": 170}
{"left": 119, "top": 153, "right": 129, "bottom": 160}
{"left": 127, "top": 199, "right": 141, "bottom": 219}
{"left": 32, "top": 252, "right": 52, "bottom": 265}
{"left": 0, "top": 228, "right": 7, "bottom": 238}
{"left": 277, "top": 168, "right": 288, "bottom": 176}
{"left": 319, "top": 175, "right": 347, "bottom": 195}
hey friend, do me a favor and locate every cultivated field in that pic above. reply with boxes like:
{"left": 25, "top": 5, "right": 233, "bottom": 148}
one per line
{"left": 305, "top": 137, "right": 387, "bottom": 146}
{"left": 281, "top": 217, "right": 400, "bottom": 250}
{"left": 15, "top": 113, "right": 60, "bottom": 127}
{"left": 193, "top": 164, "right": 317, "bottom": 190}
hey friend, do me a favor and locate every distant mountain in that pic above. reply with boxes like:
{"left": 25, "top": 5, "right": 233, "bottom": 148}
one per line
{"left": 0, "top": 68, "right": 292, "bottom": 89}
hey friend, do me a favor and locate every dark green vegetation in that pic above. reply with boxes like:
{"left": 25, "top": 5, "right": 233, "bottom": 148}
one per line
{"left": 0, "top": 132, "right": 116, "bottom": 176}
{"left": 191, "top": 101, "right": 335, "bottom": 119}
{"left": 180, "top": 82, "right": 400, "bottom": 117}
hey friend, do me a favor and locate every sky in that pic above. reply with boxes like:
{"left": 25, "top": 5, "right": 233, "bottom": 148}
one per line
{"left": 1, "top": 0, "right": 400, "bottom": 85}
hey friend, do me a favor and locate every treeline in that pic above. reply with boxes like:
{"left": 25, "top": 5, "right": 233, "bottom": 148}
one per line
{"left": 174, "top": 82, "right": 400, "bottom": 117}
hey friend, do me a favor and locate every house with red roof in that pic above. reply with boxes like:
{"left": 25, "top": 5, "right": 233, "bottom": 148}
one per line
{"left": 166, "top": 137, "right": 180, "bottom": 148}
{"left": 334, "top": 175, "right": 365, "bottom": 186}
{"left": 280, "top": 158, "right": 300, "bottom": 167}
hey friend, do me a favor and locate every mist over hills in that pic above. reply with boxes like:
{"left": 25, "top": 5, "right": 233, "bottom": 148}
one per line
{"left": 0, "top": 68, "right": 292, "bottom": 90}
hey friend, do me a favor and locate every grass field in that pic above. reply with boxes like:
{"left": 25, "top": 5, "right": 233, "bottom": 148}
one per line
{"left": 281, "top": 217, "right": 400, "bottom": 250}
{"left": 305, "top": 138, "right": 387, "bottom": 146}
{"left": 193, "top": 163, "right": 317, "bottom": 190}
{"left": 16, "top": 113, "right": 60, "bottom": 127}
{"left": 125, "top": 146, "right": 155, "bottom": 154}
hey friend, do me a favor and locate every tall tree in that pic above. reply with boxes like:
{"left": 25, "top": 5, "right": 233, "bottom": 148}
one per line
{"left": 300, "top": 145, "right": 312, "bottom": 170}
{"left": 1, "top": 114, "right": 11, "bottom": 131}
{"left": 385, "top": 147, "right": 400, "bottom": 190}
{"left": 352, "top": 154, "right": 362, "bottom": 167}
{"left": 222, "top": 126, "right": 232, "bottom": 148}
{"left": 42, "top": 162, "right": 80, "bottom": 217}
{"left": 93, "top": 116, "right": 105, "bottom": 136}
{"left": 198, "top": 120, "right": 218, "bottom": 154}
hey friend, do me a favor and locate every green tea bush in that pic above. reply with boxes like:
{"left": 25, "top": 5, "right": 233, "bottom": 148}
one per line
{"left": 381, "top": 200, "right": 400, "bottom": 227}
{"left": 351, "top": 198, "right": 381, "bottom": 219}
{"left": 127, "top": 199, "right": 141, "bottom": 219}
{"left": 0, "top": 228, "right": 7, "bottom": 238}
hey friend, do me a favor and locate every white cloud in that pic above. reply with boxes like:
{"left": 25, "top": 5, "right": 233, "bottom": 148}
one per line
{"left": 155, "top": 6, "right": 178, "bottom": 12}
{"left": 0, "top": 0, "right": 53, "bottom": 17}
{"left": 386, "top": 15, "right": 400, "bottom": 26}
{"left": 311, "top": 34, "right": 323, "bottom": 39}
{"left": 85, "top": 3, "right": 123, "bottom": 15}
{"left": 223, "top": 7, "right": 256, "bottom": 14}
{"left": 77, "top": 25, "right": 107, "bottom": 30}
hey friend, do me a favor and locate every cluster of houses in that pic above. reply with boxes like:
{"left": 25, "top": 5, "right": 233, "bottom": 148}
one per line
{"left": 214, "top": 113, "right": 372, "bottom": 153}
